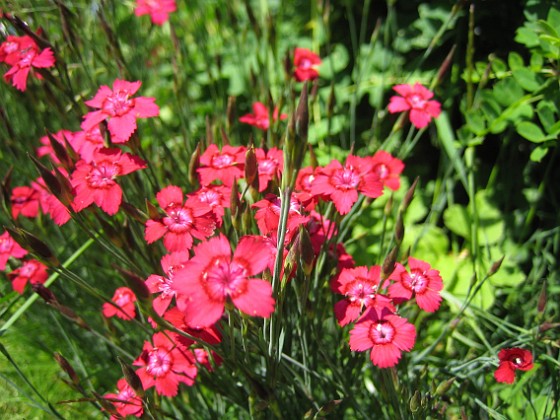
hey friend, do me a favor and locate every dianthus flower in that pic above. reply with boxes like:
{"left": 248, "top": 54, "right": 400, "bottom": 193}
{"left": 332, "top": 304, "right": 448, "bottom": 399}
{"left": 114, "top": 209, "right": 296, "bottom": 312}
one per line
{"left": 293, "top": 47, "right": 321, "bottom": 81}
{"left": 332, "top": 266, "right": 395, "bottom": 326}
{"left": 239, "top": 102, "right": 287, "bottom": 130}
{"left": 255, "top": 147, "right": 283, "bottom": 192}
{"left": 102, "top": 287, "right": 137, "bottom": 320}
{"left": 0, "top": 35, "right": 55, "bottom": 91}
{"left": 253, "top": 194, "right": 309, "bottom": 243}
{"left": 188, "top": 184, "right": 231, "bottom": 226}
{"left": 7, "top": 259, "right": 48, "bottom": 294}
{"left": 294, "top": 166, "right": 319, "bottom": 210}
{"left": 311, "top": 155, "right": 383, "bottom": 215}
{"left": 104, "top": 378, "right": 143, "bottom": 420}
{"left": 388, "top": 83, "right": 441, "bottom": 129}
{"left": 36, "top": 130, "right": 74, "bottom": 165}
{"left": 494, "top": 348, "right": 534, "bottom": 384}
{"left": 71, "top": 125, "right": 105, "bottom": 162}
{"left": 197, "top": 144, "right": 246, "bottom": 187}
{"left": 133, "top": 331, "right": 198, "bottom": 397}
{"left": 174, "top": 234, "right": 275, "bottom": 328}
{"left": 388, "top": 257, "right": 443, "bottom": 312}
{"left": 81, "top": 79, "right": 159, "bottom": 143}
{"left": 369, "top": 150, "right": 404, "bottom": 191}
{"left": 10, "top": 186, "right": 40, "bottom": 219}
{"left": 71, "top": 148, "right": 146, "bottom": 215}
{"left": 349, "top": 307, "right": 416, "bottom": 368}
{"left": 145, "top": 185, "right": 217, "bottom": 252}
{"left": 145, "top": 252, "right": 190, "bottom": 316}
{"left": 135, "top": 0, "right": 177, "bottom": 25}
{"left": 0, "top": 231, "right": 28, "bottom": 270}
{"left": 32, "top": 174, "right": 73, "bottom": 226}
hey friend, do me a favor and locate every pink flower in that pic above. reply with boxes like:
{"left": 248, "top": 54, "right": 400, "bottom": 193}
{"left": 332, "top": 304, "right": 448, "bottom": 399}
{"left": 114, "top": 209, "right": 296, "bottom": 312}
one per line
{"left": 239, "top": 102, "right": 287, "bottom": 130}
{"left": 369, "top": 151, "right": 404, "bottom": 191}
{"left": 197, "top": 144, "right": 246, "bottom": 187}
{"left": 10, "top": 186, "right": 40, "bottom": 219}
{"left": 255, "top": 147, "right": 283, "bottom": 192}
{"left": 188, "top": 184, "right": 231, "bottom": 226}
{"left": 133, "top": 331, "right": 198, "bottom": 397}
{"left": 332, "top": 266, "right": 395, "bottom": 326}
{"left": 135, "top": 0, "right": 177, "bottom": 25}
{"left": 349, "top": 307, "right": 416, "bottom": 368}
{"left": 311, "top": 155, "right": 383, "bottom": 215}
{"left": 388, "top": 257, "right": 443, "bottom": 312}
{"left": 102, "top": 287, "right": 137, "bottom": 320}
{"left": 31, "top": 175, "right": 73, "bottom": 226}
{"left": 145, "top": 185, "right": 217, "bottom": 252}
{"left": 104, "top": 378, "right": 143, "bottom": 419}
{"left": 7, "top": 259, "right": 48, "bottom": 294}
{"left": 145, "top": 252, "right": 190, "bottom": 316}
{"left": 71, "top": 148, "right": 146, "bottom": 215}
{"left": 0, "top": 35, "right": 55, "bottom": 91}
{"left": 71, "top": 125, "right": 105, "bottom": 162}
{"left": 293, "top": 48, "right": 321, "bottom": 82}
{"left": 81, "top": 79, "right": 159, "bottom": 143}
{"left": 387, "top": 83, "right": 441, "bottom": 129}
{"left": 252, "top": 194, "right": 309, "bottom": 243}
{"left": 0, "top": 231, "right": 28, "bottom": 270}
{"left": 163, "top": 307, "right": 222, "bottom": 347}
{"left": 494, "top": 348, "right": 534, "bottom": 384}
{"left": 174, "top": 234, "right": 275, "bottom": 328}
{"left": 36, "top": 130, "right": 74, "bottom": 165}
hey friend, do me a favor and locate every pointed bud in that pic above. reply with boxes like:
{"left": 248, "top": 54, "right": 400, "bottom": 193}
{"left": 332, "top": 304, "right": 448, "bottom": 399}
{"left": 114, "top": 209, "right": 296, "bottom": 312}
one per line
{"left": 488, "top": 256, "right": 504, "bottom": 276}
{"left": 381, "top": 246, "right": 399, "bottom": 281}
{"left": 32, "top": 283, "right": 59, "bottom": 305}
{"left": 435, "top": 45, "right": 457, "bottom": 88}
{"left": 57, "top": 304, "right": 91, "bottom": 330}
{"left": 5, "top": 227, "right": 59, "bottom": 266}
{"left": 226, "top": 96, "right": 236, "bottom": 128}
{"left": 295, "top": 82, "right": 309, "bottom": 142}
{"left": 220, "top": 126, "right": 230, "bottom": 146}
{"left": 245, "top": 147, "right": 259, "bottom": 190}
{"left": 327, "top": 83, "right": 336, "bottom": 120}
{"left": 97, "top": 217, "right": 123, "bottom": 248}
{"left": 1, "top": 167, "right": 13, "bottom": 216}
{"left": 409, "top": 390, "right": 421, "bottom": 413}
{"left": 145, "top": 199, "right": 161, "bottom": 220}
{"left": 113, "top": 266, "right": 151, "bottom": 302}
{"left": 93, "top": 392, "right": 119, "bottom": 416}
{"left": 537, "top": 281, "right": 547, "bottom": 313}
{"left": 384, "top": 194, "right": 394, "bottom": 217}
{"left": 435, "top": 377, "right": 455, "bottom": 396}
{"left": 401, "top": 177, "right": 419, "bottom": 211}
{"left": 284, "top": 50, "right": 293, "bottom": 80}
{"left": 117, "top": 357, "right": 144, "bottom": 397}
{"left": 308, "top": 145, "right": 318, "bottom": 169}
{"left": 205, "top": 116, "right": 214, "bottom": 146}
{"left": 52, "top": 166, "right": 74, "bottom": 207}
{"left": 229, "top": 178, "right": 241, "bottom": 218}
{"left": 54, "top": 352, "right": 80, "bottom": 387}
{"left": 298, "top": 227, "right": 315, "bottom": 276}
{"left": 121, "top": 202, "right": 148, "bottom": 224}
{"left": 188, "top": 142, "right": 201, "bottom": 186}
{"left": 46, "top": 131, "right": 74, "bottom": 171}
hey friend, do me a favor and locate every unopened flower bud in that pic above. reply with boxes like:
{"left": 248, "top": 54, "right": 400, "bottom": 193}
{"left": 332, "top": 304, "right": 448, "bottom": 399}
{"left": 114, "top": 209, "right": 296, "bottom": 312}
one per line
{"left": 114, "top": 266, "right": 151, "bottom": 302}
{"left": 488, "top": 256, "right": 504, "bottom": 276}
{"left": 537, "top": 281, "right": 547, "bottom": 313}
{"left": 435, "top": 377, "right": 455, "bottom": 396}
{"left": 32, "top": 283, "right": 58, "bottom": 305}
{"left": 381, "top": 246, "right": 399, "bottom": 281}
{"left": 409, "top": 390, "right": 421, "bottom": 413}
{"left": 245, "top": 146, "right": 260, "bottom": 191}
{"left": 46, "top": 131, "right": 74, "bottom": 171}
{"left": 226, "top": 96, "right": 236, "bottom": 128}
{"left": 188, "top": 142, "right": 201, "bottom": 186}
{"left": 298, "top": 227, "right": 315, "bottom": 276}
{"left": 117, "top": 356, "right": 144, "bottom": 397}
{"left": 54, "top": 352, "right": 80, "bottom": 387}
{"left": 5, "top": 226, "right": 59, "bottom": 266}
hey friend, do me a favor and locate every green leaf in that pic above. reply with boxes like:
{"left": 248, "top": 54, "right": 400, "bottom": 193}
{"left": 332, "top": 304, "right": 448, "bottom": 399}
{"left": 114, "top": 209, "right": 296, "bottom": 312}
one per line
{"left": 515, "top": 27, "right": 540, "bottom": 48}
{"left": 435, "top": 112, "right": 468, "bottom": 191}
{"left": 516, "top": 121, "right": 547, "bottom": 143}
{"left": 537, "top": 101, "right": 556, "bottom": 132}
{"left": 508, "top": 52, "right": 524, "bottom": 70}
{"left": 443, "top": 204, "right": 470, "bottom": 239}
{"left": 530, "top": 145, "right": 549, "bottom": 162}
{"left": 493, "top": 77, "right": 524, "bottom": 106}
{"left": 512, "top": 68, "right": 541, "bottom": 92}
{"left": 319, "top": 44, "right": 349, "bottom": 79}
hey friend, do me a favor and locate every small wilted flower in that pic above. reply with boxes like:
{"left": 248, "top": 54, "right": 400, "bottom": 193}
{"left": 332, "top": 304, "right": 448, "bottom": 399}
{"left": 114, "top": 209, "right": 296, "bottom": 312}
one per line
{"left": 104, "top": 378, "right": 144, "bottom": 419}
{"left": 0, "top": 231, "right": 28, "bottom": 270}
{"left": 7, "top": 259, "right": 48, "bottom": 294}
{"left": 134, "top": 0, "right": 177, "bottom": 26}
{"left": 102, "top": 287, "right": 137, "bottom": 320}
{"left": 494, "top": 348, "right": 534, "bottom": 384}
{"left": 239, "top": 102, "right": 287, "bottom": 130}
{"left": 293, "top": 48, "right": 321, "bottom": 82}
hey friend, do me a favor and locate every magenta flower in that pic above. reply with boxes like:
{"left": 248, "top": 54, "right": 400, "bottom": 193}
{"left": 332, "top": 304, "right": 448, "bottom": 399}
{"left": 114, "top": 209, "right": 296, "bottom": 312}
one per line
{"left": 494, "top": 348, "right": 534, "bottom": 384}
{"left": 369, "top": 151, "right": 405, "bottom": 191}
{"left": 255, "top": 147, "right": 284, "bottom": 192}
{"left": 10, "top": 186, "right": 40, "bottom": 219}
{"left": 332, "top": 266, "right": 395, "bottom": 326}
{"left": 71, "top": 148, "right": 146, "bottom": 215}
{"left": 135, "top": 0, "right": 177, "bottom": 25}
{"left": 145, "top": 185, "right": 217, "bottom": 252}
{"left": 36, "top": 130, "right": 74, "bottom": 165}
{"left": 388, "top": 83, "right": 441, "bottom": 129}
{"left": 388, "top": 257, "right": 443, "bottom": 312}
{"left": 174, "top": 234, "right": 275, "bottom": 328}
{"left": 71, "top": 125, "right": 105, "bottom": 162}
{"left": 293, "top": 48, "right": 321, "bottom": 82}
{"left": 0, "top": 35, "right": 55, "bottom": 91}
{"left": 7, "top": 259, "right": 48, "bottom": 294}
{"left": 239, "top": 102, "right": 287, "bottom": 130}
{"left": 81, "top": 79, "right": 159, "bottom": 143}
{"left": 349, "top": 307, "right": 416, "bottom": 368}
{"left": 252, "top": 194, "right": 309, "bottom": 243}
{"left": 133, "top": 331, "right": 198, "bottom": 397}
{"left": 197, "top": 144, "right": 246, "bottom": 187}
{"left": 104, "top": 378, "right": 143, "bottom": 419}
{"left": 102, "top": 287, "right": 137, "bottom": 320}
{"left": 0, "top": 231, "right": 28, "bottom": 271}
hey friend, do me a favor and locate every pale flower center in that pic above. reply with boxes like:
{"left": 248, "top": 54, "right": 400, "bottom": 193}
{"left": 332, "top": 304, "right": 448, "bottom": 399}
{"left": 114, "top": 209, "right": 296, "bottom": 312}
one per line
{"left": 146, "top": 347, "right": 172, "bottom": 377}
{"left": 204, "top": 259, "right": 247, "bottom": 299}
{"left": 18, "top": 49, "right": 36, "bottom": 67}
{"left": 374, "top": 164, "right": 389, "bottom": 180}
{"left": 371, "top": 321, "right": 395, "bottom": 344}
{"left": 163, "top": 207, "right": 193, "bottom": 233}
{"left": 103, "top": 90, "right": 134, "bottom": 116}
{"left": 346, "top": 280, "right": 377, "bottom": 307}
{"left": 0, "top": 238, "right": 12, "bottom": 253}
{"left": 299, "top": 58, "right": 312, "bottom": 69}
{"left": 408, "top": 94, "right": 426, "bottom": 109}
{"left": 333, "top": 167, "right": 360, "bottom": 190}
{"left": 87, "top": 162, "right": 119, "bottom": 188}
{"left": 406, "top": 271, "right": 428, "bottom": 293}
{"left": 259, "top": 159, "right": 277, "bottom": 175}
{"left": 114, "top": 290, "right": 132, "bottom": 306}
{"left": 20, "top": 262, "right": 37, "bottom": 277}
{"left": 211, "top": 153, "right": 234, "bottom": 168}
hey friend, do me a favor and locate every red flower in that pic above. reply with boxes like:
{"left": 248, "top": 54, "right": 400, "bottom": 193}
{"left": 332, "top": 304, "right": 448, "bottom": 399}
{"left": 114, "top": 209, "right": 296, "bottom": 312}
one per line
{"left": 349, "top": 307, "right": 416, "bottom": 368}
{"left": 7, "top": 259, "right": 48, "bottom": 294}
{"left": 36, "top": 130, "right": 74, "bottom": 165}
{"left": 0, "top": 231, "right": 28, "bottom": 270}
{"left": 197, "top": 144, "right": 246, "bottom": 187}
{"left": 0, "top": 35, "right": 55, "bottom": 91}
{"left": 293, "top": 48, "right": 321, "bottom": 82}
{"left": 145, "top": 251, "right": 190, "bottom": 316}
{"left": 369, "top": 151, "right": 404, "bottom": 191}
{"left": 188, "top": 184, "right": 231, "bottom": 226}
{"left": 102, "top": 287, "right": 137, "bottom": 320}
{"left": 494, "top": 348, "right": 534, "bottom": 384}
{"left": 10, "top": 186, "right": 40, "bottom": 219}
{"left": 239, "top": 102, "right": 287, "bottom": 130}
{"left": 388, "top": 257, "right": 443, "bottom": 313}
{"left": 81, "top": 79, "right": 160, "bottom": 143}
{"left": 104, "top": 378, "right": 143, "bottom": 419}
{"left": 145, "top": 185, "right": 217, "bottom": 252}
{"left": 71, "top": 125, "right": 105, "bottom": 162}
{"left": 252, "top": 194, "right": 309, "bottom": 242}
{"left": 311, "top": 155, "right": 383, "bottom": 215}
{"left": 332, "top": 266, "right": 395, "bottom": 326}
{"left": 133, "top": 331, "right": 198, "bottom": 397}
{"left": 255, "top": 147, "right": 283, "bottom": 192}
{"left": 71, "top": 148, "right": 146, "bottom": 215}
{"left": 388, "top": 83, "right": 441, "bottom": 129}
{"left": 32, "top": 176, "right": 73, "bottom": 226}
{"left": 135, "top": 0, "right": 177, "bottom": 25}
{"left": 174, "top": 234, "right": 275, "bottom": 328}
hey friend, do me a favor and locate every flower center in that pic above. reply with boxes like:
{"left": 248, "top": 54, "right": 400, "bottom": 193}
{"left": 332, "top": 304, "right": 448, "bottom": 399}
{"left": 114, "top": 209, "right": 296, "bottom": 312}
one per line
{"left": 163, "top": 207, "right": 193, "bottom": 233}
{"left": 333, "top": 167, "right": 360, "bottom": 190}
{"left": 370, "top": 321, "right": 396, "bottom": 344}
{"left": 103, "top": 90, "right": 134, "bottom": 116}
{"left": 87, "top": 162, "right": 119, "bottom": 188}
{"left": 374, "top": 164, "right": 389, "bottom": 180}
{"left": 346, "top": 280, "right": 377, "bottom": 307}
{"left": 19, "top": 262, "right": 37, "bottom": 277}
{"left": 204, "top": 259, "right": 247, "bottom": 300}
{"left": 146, "top": 347, "right": 173, "bottom": 377}
{"left": 0, "top": 238, "right": 12, "bottom": 253}
{"left": 299, "top": 58, "right": 312, "bottom": 69}
{"left": 18, "top": 48, "right": 36, "bottom": 67}
{"left": 114, "top": 290, "right": 132, "bottom": 306}
{"left": 259, "top": 159, "right": 277, "bottom": 175}
{"left": 406, "top": 271, "right": 428, "bottom": 293}
{"left": 408, "top": 94, "right": 426, "bottom": 109}
{"left": 211, "top": 153, "right": 234, "bottom": 169}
